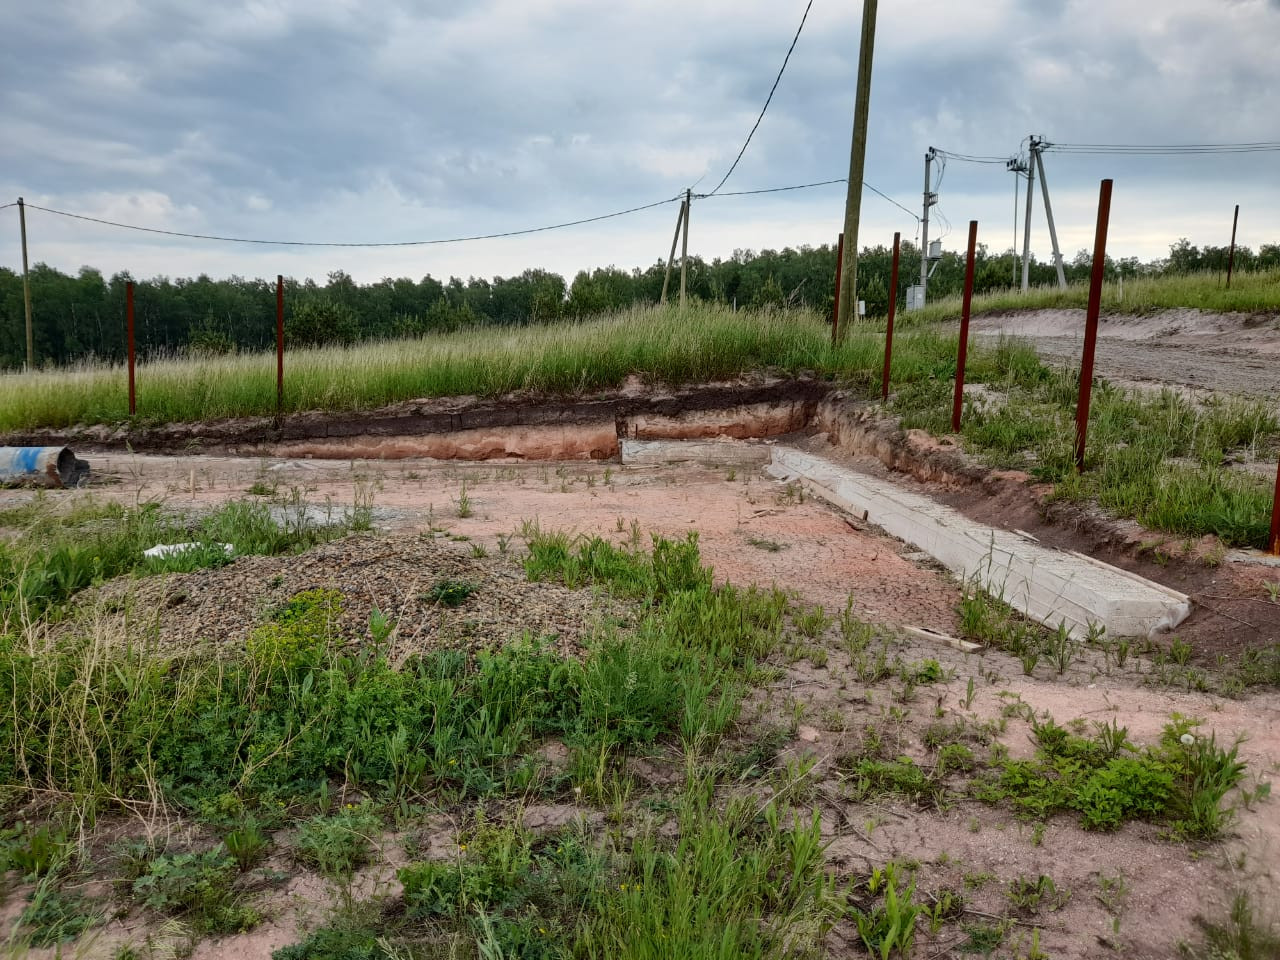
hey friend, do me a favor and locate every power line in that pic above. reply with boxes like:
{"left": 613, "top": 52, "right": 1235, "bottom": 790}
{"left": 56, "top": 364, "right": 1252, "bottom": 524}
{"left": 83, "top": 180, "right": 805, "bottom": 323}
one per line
{"left": 697, "top": 176, "right": 920, "bottom": 222}
{"left": 1047, "top": 141, "right": 1280, "bottom": 155}
{"left": 0, "top": 202, "right": 16, "bottom": 211}
{"left": 698, "top": 178, "right": 845, "bottom": 198}
{"left": 705, "top": 0, "right": 815, "bottom": 197}
{"left": 932, "top": 148, "right": 1012, "bottom": 165}
{"left": 21, "top": 196, "right": 683, "bottom": 247}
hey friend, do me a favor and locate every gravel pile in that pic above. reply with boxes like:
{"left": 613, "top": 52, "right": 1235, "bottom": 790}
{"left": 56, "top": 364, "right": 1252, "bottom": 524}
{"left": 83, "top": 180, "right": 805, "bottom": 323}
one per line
{"left": 79, "top": 534, "right": 625, "bottom": 658}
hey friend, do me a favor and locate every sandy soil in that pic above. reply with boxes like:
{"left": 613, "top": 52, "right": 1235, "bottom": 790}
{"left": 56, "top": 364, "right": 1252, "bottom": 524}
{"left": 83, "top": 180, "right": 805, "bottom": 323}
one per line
{"left": 61, "top": 451, "right": 965, "bottom": 634}
{"left": 971, "top": 308, "right": 1280, "bottom": 401}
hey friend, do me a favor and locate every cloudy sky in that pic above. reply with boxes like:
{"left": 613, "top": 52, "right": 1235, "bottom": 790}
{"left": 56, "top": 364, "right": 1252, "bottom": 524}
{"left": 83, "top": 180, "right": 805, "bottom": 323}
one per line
{"left": 2, "top": 0, "right": 1277, "bottom": 285}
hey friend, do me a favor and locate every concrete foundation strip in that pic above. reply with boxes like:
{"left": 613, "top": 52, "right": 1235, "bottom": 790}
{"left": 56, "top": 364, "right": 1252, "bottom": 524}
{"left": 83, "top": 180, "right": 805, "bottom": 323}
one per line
{"left": 768, "top": 446, "right": 1191, "bottom": 640}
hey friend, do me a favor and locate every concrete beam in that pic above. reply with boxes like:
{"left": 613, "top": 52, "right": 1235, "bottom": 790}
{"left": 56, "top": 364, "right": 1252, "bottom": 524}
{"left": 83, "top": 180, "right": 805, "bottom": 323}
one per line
{"left": 769, "top": 447, "right": 1190, "bottom": 639}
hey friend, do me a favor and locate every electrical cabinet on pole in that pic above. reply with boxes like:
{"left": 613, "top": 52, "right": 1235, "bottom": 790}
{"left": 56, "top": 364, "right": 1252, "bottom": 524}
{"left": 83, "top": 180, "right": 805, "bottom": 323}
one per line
{"left": 912, "top": 148, "right": 937, "bottom": 310}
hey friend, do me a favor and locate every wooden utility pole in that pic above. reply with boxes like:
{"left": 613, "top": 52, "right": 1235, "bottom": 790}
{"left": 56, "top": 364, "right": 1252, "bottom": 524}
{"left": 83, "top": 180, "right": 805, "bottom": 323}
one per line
{"left": 660, "top": 200, "right": 687, "bottom": 305}
{"left": 1226, "top": 204, "right": 1240, "bottom": 289}
{"left": 679, "top": 189, "right": 691, "bottom": 308}
{"left": 836, "top": 0, "right": 878, "bottom": 333}
{"left": 18, "top": 198, "right": 33, "bottom": 369}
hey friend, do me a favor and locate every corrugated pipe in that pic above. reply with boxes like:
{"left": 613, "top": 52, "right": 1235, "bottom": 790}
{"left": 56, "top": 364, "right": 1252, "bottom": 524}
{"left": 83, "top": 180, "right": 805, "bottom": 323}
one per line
{"left": 0, "top": 447, "right": 90, "bottom": 488}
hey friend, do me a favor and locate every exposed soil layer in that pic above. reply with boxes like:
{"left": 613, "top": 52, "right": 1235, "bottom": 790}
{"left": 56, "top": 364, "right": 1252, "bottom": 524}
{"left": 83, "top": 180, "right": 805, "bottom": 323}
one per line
{"left": 0, "top": 375, "right": 826, "bottom": 456}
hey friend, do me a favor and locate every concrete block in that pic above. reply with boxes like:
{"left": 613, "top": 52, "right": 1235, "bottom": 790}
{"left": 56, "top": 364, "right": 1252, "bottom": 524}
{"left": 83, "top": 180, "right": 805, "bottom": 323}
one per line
{"left": 620, "top": 438, "right": 772, "bottom": 467}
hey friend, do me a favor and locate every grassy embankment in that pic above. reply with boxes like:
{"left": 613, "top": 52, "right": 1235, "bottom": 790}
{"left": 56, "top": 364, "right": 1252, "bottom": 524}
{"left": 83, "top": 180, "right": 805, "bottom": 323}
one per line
{"left": 2, "top": 268, "right": 1276, "bottom": 431}
{"left": 908, "top": 267, "right": 1280, "bottom": 325}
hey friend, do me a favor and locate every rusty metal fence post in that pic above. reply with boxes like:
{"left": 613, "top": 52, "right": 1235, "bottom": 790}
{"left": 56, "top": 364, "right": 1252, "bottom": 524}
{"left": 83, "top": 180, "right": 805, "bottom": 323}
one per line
{"left": 276, "top": 275, "right": 285, "bottom": 414}
{"left": 126, "top": 281, "right": 136, "bottom": 416}
{"left": 1074, "top": 179, "right": 1114, "bottom": 471}
{"left": 1270, "top": 458, "right": 1280, "bottom": 555}
{"left": 881, "top": 231, "right": 900, "bottom": 401}
{"left": 951, "top": 221, "right": 978, "bottom": 432}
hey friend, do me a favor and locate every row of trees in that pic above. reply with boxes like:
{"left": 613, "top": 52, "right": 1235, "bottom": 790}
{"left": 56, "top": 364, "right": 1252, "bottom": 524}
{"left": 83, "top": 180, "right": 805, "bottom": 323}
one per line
{"left": 1, "top": 238, "right": 1277, "bottom": 368}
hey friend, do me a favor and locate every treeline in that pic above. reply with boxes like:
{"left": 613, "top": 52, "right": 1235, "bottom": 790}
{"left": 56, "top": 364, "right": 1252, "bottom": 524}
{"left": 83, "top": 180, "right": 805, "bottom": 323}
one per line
{"left": 1, "top": 237, "right": 1276, "bottom": 368}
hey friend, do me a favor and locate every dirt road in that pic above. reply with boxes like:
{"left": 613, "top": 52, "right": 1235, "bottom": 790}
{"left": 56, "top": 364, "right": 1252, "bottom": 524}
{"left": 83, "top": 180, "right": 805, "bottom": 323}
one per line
{"left": 971, "top": 308, "right": 1280, "bottom": 399}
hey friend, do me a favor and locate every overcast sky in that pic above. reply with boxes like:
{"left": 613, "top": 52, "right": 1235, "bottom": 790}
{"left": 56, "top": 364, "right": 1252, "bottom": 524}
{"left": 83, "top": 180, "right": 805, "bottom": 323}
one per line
{"left": 2, "top": 0, "right": 1277, "bottom": 285}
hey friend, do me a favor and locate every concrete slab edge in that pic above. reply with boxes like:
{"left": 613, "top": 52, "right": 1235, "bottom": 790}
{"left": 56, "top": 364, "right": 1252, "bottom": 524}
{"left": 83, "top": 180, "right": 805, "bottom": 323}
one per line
{"left": 768, "top": 446, "right": 1190, "bottom": 640}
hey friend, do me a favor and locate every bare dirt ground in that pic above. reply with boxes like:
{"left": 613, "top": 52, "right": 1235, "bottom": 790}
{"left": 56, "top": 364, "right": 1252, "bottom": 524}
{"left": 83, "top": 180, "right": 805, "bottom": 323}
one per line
{"left": 971, "top": 308, "right": 1280, "bottom": 400}
{"left": 71, "top": 450, "right": 965, "bottom": 634}
{"left": 3, "top": 449, "right": 1277, "bottom": 959}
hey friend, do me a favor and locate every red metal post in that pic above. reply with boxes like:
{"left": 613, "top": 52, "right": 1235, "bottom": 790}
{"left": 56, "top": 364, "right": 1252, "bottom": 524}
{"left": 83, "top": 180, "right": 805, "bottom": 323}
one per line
{"left": 881, "top": 231, "right": 901, "bottom": 401}
{"left": 951, "top": 220, "right": 979, "bottom": 432}
{"left": 1270, "top": 456, "right": 1280, "bottom": 555}
{"left": 831, "top": 232, "right": 845, "bottom": 345}
{"left": 126, "top": 281, "right": 136, "bottom": 416}
{"left": 276, "top": 275, "right": 285, "bottom": 413}
{"left": 1074, "top": 179, "right": 1114, "bottom": 471}
{"left": 1226, "top": 204, "right": 1239, "bottom": 290}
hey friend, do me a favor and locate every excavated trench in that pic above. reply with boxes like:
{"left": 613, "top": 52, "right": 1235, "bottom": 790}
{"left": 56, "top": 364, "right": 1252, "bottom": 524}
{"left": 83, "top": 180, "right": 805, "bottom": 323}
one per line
{"left": 2, "top": 377, "right": 981, "bottom": 483}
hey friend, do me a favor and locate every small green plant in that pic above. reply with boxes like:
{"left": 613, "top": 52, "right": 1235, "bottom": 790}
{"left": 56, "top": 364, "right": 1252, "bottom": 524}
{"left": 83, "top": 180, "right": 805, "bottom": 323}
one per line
{"left": 1006, "top": 874, "right": 1069, "bottom": 915}
{"left": 795, "top": 603, "right": 831, "bottom": 638}
{"left": 961, "top": 675, "right": 977, "bottom": 710}
{"left": 294, "top": 805, "right": 382, "bottom": 879}
{"left": 224, "top": 820, "right": 270, "bottom": 872}
{"left": 17, "top": 883, "right": 103, "bottom": 947}
{"left": 1180, "top": 890, "right": 1280, "bottom": 960}
{"left": 131, "top": 846, "right": 259, "bottom": 934}
{"left": 425, "top": 577, "right": 478, "bottom": 607}
{"left": 457, "top": 482, "right": 473, "bottom": 518}
{"left": 1046, "top": 623, "right": 1075, "bottom": 674}
{"left": 853, "top": 865, "right": 923, "bottom": 959}
{"left": 9, "top": 824, "right": 69, "bottom": 878}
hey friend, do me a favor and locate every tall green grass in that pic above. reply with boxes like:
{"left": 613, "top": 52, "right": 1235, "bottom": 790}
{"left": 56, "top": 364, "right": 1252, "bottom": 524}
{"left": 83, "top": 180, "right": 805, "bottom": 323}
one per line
{"left": 907, "top": 268, "right": 1280, "bottom": 327}
{"left": 891, "top": 347, "right": 1280, "bottom": 548}
{"left": 0, "top": 304, "right": 1092, "bottom": 431}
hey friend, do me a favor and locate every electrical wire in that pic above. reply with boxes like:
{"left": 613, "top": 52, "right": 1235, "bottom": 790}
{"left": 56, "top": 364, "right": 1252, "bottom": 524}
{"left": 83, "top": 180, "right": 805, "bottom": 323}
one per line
{"left": 932, "top": 148, "right": 1012, "bottom": 165}
{"left": 0, "top": 202, "right": 16, "bottom": 211}
{"left": 21, "top": 196, "right": 683, "bottom": 247}
{"left": 705, "top": 0, "right": 815, "bottom": 197}
{"left": 697, "top": 178, "right": 845, "bottom": 198}
{"left": 697, "top": 177, "right": 920, "bottom": 223}
{"left": 1046, "top": 141, "right": 1280, "bottom": 155}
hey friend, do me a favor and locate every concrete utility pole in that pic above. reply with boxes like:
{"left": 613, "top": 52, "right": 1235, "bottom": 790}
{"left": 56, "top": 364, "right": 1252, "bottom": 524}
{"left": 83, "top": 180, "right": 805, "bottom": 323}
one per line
{"left": 920, "top": 148, "right": 936, "bottom": 305}
{"left": 660, "top": 199, "right": 687, "bottom": 305}
{"left": 836, "top": 0, "right": 878, "bottom": 332}
{"left": 18, "top": 198, "right": 33, "bottom": 369}
{"left": 1020, "top": 144, "right": 1036, "bottom": 293}
{"left": 1007, "top": 158, "right": 1028, "bottom": 286}
{"left": 679, "top": 189, "right": 691, "bottom": 308}
{"left": 1033, "top": 139, "right": 1067, "bottom": 289}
